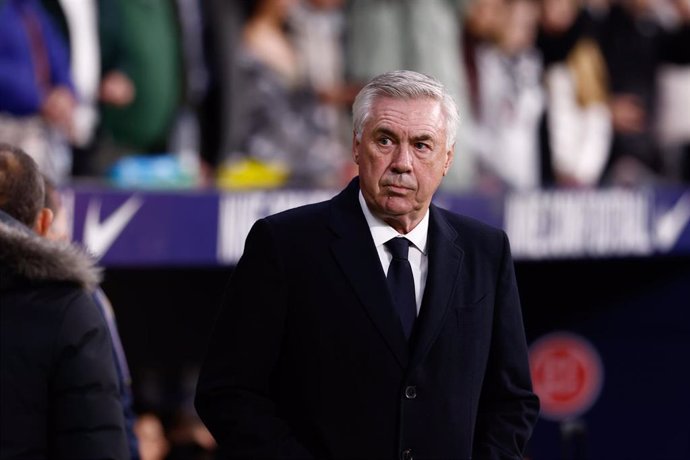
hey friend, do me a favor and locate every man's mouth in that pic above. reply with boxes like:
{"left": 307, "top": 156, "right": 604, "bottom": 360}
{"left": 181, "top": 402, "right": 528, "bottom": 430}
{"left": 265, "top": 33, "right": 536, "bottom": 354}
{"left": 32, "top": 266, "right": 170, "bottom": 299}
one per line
{"left": 384, "top": 184, "right": 413, "bottom": 195}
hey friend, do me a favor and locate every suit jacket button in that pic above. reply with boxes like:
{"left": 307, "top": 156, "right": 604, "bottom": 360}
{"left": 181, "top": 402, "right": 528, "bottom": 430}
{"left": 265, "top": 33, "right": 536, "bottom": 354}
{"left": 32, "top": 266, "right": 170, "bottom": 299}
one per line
{"left": 404, "top": 385, "right": 417, "bottom": 399}
{"left": 401, "top": 448, "right": 413, "bottom": 460}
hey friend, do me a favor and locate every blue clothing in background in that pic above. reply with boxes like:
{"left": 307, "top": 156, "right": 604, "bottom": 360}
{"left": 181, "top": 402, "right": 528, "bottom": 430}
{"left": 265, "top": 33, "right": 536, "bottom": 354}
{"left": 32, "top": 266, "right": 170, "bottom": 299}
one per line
{"left": 0, "top": 0, "right": 74, "bottom": 115}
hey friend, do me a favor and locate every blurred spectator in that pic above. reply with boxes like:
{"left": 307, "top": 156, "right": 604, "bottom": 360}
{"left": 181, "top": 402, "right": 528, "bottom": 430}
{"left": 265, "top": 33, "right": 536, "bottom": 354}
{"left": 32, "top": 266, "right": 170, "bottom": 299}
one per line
{"left": 218, "top": 0, "right": 348, "bottom": 188}
{"left": 135, "top": 413, "right": 170, "bottom": 460}
{"left": 653, "top": 0, "right": 690, "bottom": 183}
{"left": 595, "top": 0, "right": 690, "bottom": 185}
{"left": 200, "top": 0, "right": 243, "bottom": 170}
{"left": 198, "top": 0, "right": 243, "bottom": 170}
{"left": 41, "top": 0, "right": 136, "bottom": 177}
{"left": 44, "top": 177, "right": 141, "bottom": 459}
{"left": 656, "top": 65, "right": 690, "bottom": 183}
{"left": 346, "top": 0, "right": 476, "bottom": 191}
{"left": 539, "top": 0, "right": 612, "bottom": 187}
{"left": 291, "top": 0, "right": 349, "bottom": 99}
{"left": 169, "top": 0, "right": 209, "bottom": 184}
{"left": 468, "top": 0, "right": 545, "bottom": 190}
{"left": 35, "top": 0, "right": 134, "bottom": 176}
{"left": 463, "top": 0, "right": 508, "bottom": 118}
{"left": 290, "top": 0, "right": 360, "bottom": 178}
{"left": 0, "top": 143, "right": 128, "bottom": 457}
{"left": 166, "top": 410, "right": 217, "bottom": 460}
{"left": 93, "top": 0, "right": 184, "bottom": 174}
{"left": 129, "top": 364, "right": 217, "bottom": 459}
{"left": 0, "top": 0, "right": 76, "bottom": 183}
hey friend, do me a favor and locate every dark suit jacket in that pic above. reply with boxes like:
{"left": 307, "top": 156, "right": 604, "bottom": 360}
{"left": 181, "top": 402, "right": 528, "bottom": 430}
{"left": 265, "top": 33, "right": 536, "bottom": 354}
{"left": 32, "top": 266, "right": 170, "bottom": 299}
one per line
{"left": 195, "top": 178, "right": 539, "bottom": 460}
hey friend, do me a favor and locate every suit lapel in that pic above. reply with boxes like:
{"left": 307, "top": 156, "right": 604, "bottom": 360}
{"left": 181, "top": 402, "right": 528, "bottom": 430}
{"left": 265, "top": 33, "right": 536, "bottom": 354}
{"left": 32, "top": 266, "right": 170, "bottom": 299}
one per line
{"left": 410, "top": 204, "right": 465, "bottom": 369}
{"left": 329, "top": 179, "right": 409, "bottom": 369}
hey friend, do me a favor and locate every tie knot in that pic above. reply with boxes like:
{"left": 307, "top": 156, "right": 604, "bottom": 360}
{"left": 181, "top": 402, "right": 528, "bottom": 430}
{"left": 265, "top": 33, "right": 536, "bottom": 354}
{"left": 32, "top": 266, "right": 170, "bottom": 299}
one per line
{"left": 385, "top": 237, "right": 410, "bottom": 260}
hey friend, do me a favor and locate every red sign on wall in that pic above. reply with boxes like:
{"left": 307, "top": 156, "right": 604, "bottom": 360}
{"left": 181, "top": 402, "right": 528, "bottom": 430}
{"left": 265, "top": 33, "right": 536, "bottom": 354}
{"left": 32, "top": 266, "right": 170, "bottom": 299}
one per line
{"left": 529, "top": 332, "right": 604, "bottom": 421}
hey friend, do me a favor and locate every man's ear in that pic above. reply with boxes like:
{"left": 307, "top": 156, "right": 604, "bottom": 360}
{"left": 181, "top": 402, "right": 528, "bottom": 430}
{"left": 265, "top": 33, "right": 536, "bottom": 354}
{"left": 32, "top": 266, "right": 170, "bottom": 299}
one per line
{"left": 352, "top": 132, "right": 360, "bottom": 165}
{"left": 33, "top": 208, "right": 54, "bottom": 237}
{"left": 443, "top": 144, "right": 455, "bottom": 176}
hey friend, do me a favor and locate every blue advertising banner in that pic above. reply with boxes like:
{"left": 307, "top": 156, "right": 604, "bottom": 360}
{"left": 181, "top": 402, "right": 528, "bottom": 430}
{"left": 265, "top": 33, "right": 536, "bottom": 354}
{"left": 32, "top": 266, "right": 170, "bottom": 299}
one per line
{"left": 64, "top": 186, "right": 690, "bottom": 266}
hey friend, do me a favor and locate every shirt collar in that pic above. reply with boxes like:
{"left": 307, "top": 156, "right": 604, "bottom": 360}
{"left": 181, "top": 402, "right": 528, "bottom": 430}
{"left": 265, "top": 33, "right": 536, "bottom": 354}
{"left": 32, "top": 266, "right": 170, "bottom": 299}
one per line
{"left": 358, "top": 190, "right": 429, "bottom": 255}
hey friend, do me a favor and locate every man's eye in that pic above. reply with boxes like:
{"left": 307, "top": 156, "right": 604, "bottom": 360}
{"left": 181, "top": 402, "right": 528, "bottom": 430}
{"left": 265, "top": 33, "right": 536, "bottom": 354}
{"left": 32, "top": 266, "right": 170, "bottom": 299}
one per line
{"left": 379, "top": 138, "right": 392, "bottom": 146}
{"left": 415, "top": 142, "right": 430, "bottom": 150}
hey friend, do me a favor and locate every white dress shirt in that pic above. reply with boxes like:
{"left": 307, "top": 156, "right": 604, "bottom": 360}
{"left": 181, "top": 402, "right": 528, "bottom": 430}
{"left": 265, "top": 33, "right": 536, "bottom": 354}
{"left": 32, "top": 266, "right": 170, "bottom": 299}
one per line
{"left": 359, "top": 191, "right": 429, "bottom": 313}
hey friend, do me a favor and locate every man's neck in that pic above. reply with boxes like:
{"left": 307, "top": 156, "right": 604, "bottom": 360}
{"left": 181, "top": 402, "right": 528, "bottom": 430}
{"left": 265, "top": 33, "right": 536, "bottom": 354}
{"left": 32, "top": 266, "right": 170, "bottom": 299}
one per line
{"left": 358, "top": 191, "right": 430, "bottom": 238}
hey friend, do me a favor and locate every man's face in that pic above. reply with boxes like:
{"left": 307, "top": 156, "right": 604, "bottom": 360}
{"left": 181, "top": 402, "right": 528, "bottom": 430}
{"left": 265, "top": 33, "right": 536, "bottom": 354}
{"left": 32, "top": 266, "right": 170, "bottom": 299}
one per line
{"left": 353, "top": 97, "right": 453, "bottom": 233}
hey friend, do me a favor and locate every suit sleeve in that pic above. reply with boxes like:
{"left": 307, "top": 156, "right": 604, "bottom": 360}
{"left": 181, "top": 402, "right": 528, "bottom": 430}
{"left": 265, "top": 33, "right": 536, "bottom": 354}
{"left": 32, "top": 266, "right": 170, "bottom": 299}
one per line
{"left": 473, "top": 232, "right": 540, "bottom": 460}
{"left": 51, "top": 290, "right": 129, "bottom": 459}
{"left": 195, "top": 218, "right": 314, "bottom": 459}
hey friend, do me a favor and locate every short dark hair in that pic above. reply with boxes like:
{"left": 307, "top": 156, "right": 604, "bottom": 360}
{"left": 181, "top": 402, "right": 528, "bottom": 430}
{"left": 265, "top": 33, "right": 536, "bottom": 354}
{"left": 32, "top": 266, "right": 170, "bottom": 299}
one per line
{"left": 0, "top": 143, "right": 45, "bottom": 227}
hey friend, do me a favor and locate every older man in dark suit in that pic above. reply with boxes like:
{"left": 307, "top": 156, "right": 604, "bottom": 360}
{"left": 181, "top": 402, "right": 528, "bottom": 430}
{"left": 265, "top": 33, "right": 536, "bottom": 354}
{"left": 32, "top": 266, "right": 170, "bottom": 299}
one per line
{"left": 195, "top": 70, "right": 539, "bottom": 459}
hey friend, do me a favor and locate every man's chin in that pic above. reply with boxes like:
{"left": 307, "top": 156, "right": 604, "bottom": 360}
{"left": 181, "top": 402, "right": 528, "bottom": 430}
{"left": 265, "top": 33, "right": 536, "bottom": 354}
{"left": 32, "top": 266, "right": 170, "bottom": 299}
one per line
{"left": 380, "top": 197, "right": 416, "bottom": 216}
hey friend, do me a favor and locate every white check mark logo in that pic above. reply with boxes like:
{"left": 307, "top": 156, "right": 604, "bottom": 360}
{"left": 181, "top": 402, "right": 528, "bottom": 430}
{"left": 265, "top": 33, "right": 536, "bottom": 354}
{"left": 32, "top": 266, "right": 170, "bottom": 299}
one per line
{"left": 654, "top": 192, "right": 690, "bottom": 251}
{"left": 84, "top": 196, "right": 144, "bottom": 259}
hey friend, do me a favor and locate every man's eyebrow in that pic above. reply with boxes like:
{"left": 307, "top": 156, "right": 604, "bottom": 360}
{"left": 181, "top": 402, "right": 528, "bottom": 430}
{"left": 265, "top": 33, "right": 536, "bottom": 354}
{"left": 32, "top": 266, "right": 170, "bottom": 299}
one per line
{"left": 373, "top": 127, "right": 398, "bottom": 139}
{"left": 372, "top": 127, "right": 435, "bottom": 143}
{"left": 412, "top": 133, "right": 434, "bottom": 143}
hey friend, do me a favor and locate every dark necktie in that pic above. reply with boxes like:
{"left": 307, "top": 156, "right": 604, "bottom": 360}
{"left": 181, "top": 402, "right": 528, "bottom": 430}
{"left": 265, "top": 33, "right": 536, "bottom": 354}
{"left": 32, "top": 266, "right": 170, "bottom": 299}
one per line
{"left": 385, "top": 237, "right": 417, "bottom": 339}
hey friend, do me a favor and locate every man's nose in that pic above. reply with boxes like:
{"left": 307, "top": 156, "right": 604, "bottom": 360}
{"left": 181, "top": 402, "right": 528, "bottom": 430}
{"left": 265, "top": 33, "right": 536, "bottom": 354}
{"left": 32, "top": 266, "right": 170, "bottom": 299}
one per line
{"left": 390, "top": 144, "right": 413, "bottom": 173}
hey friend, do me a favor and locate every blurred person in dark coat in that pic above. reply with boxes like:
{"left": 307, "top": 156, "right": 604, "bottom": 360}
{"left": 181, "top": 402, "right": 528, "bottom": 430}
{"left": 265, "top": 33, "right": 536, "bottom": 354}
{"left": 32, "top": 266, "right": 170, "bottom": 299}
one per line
{"left": 0, "top": 143, "right": 128, "bottom": 458}
{"left": 196, "top": 70, "right": 538, "bottom": 459}
{"left": 42, "top": 178, "right": 140, "bottom": 459}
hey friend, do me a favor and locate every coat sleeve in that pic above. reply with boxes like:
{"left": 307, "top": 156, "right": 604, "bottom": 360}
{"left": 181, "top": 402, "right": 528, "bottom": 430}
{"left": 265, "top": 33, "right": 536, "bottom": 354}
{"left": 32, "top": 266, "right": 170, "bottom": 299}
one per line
{"left": 473, "top": 232, "right": 540, "bottom": 460}
{"left": 195, "top": 218, "right": 314, "bottom": 459}
{"left": 50, "top": 290, "right": 129, "bottom": 459}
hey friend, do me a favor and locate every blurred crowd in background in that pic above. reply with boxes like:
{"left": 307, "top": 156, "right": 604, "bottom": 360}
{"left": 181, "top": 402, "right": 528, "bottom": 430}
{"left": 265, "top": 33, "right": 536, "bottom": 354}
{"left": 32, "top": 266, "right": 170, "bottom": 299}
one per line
{"left": 1, "top": 0, "right": 689, "bottom": 192}
{"left": 2, "top": 0, "right": 690, "bottom": 458}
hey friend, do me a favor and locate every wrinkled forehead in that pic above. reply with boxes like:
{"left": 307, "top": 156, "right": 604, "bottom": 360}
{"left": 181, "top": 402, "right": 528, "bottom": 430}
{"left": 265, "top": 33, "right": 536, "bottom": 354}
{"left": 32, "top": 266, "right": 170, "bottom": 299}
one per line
{"left": 367, "top": 97, "right": 446, "bottom": 135}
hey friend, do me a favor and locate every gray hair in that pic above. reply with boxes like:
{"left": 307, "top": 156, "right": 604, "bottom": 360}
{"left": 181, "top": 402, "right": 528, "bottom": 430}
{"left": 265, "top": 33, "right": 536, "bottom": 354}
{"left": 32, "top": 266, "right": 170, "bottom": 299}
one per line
{"left": 352, "top": 70, "right": 459, "bottom": 150}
